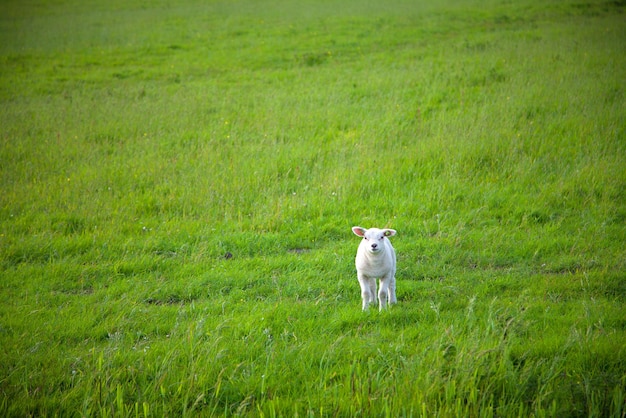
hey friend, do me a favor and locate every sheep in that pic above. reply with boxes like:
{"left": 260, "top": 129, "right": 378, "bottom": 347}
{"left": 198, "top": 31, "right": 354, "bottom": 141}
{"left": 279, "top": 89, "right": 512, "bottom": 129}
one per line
{"left": 351, "top": 226, "right": 397, "bottom": 311}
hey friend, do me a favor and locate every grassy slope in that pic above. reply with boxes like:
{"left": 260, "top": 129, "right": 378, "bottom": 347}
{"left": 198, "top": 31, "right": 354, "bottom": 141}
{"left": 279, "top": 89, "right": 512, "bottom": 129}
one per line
{"left": 1, "top": 0, "right": 625, "bottom": 416}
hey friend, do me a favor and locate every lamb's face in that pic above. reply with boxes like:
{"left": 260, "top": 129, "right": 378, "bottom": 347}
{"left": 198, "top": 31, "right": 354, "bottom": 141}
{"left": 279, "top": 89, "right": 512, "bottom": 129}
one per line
{"left": 352, "top": 226, "right": 396, "bottom": 255}
{"left": 361, "top": 228, "right": 387, "bottom": 254}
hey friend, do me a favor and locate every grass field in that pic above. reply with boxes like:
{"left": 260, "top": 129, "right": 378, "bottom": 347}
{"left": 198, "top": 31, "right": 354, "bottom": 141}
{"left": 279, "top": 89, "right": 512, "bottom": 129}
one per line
{"left": 1, "top": 0, "right": 625, "bottom": 416}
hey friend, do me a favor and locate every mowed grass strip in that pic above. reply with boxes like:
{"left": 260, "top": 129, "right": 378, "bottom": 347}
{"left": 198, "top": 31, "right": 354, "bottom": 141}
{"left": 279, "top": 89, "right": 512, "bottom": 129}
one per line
{"left": 1, "top": 0, "right": 625, "bottom": 416}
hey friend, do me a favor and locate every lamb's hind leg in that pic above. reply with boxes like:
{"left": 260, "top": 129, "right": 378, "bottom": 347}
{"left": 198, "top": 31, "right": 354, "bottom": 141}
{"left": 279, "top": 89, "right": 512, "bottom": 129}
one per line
{"left": 389, "top": 274, "right": 397, "bottom": 305}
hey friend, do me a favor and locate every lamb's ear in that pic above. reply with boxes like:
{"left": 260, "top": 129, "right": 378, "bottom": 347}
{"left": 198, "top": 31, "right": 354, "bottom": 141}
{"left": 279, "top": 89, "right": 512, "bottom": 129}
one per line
{"left": 383, "top": 229, "right": 397, "bottom": 237}
{"left": 352, "top": 226, "right": 366, "bottom": 237}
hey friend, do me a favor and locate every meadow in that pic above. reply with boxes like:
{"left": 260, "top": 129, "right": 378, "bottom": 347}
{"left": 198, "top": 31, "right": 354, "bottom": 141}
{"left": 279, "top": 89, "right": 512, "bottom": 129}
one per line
{"left": 1, "top": 0, "right": 625, "bottom": 416}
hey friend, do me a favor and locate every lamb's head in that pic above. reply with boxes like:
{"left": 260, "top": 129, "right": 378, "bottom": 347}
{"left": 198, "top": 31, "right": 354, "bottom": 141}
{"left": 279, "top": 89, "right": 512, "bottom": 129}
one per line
{"left": 352, "top": 226, "right": 396, "bottom": 254}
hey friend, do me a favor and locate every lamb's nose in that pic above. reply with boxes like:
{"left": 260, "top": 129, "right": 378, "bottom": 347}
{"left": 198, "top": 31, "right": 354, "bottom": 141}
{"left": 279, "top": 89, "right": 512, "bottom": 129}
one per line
{"left": 371, "top": 243, "right": 378, "bottom": 249}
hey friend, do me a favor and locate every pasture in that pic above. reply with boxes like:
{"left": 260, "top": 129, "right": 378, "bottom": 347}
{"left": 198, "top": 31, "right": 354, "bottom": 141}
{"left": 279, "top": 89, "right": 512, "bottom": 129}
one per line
{"left": 1, "top": 0, "right": 625, "bottom": 416}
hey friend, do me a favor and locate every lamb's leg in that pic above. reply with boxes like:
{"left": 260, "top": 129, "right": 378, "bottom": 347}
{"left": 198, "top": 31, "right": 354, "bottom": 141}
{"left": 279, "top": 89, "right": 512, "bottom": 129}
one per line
{"left": 378, "top": 277, "right": 390, "bottom": 310}
{"left": 357, "top": 273, "right": 376, "bottom": 310}
{"left": 389, "top": 274, "right": 397, "bottom": 304}
{"left": 369, "top": 280, "right": 377, "bottom": 307}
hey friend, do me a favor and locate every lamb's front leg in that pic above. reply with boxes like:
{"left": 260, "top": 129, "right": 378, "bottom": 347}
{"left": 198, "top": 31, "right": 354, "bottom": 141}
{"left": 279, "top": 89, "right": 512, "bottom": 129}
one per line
{"left": 357, "top": 273, "right": 376, "bottom": 310}
{"left": 378, "top": 275, "right": 392, "bottom": 310}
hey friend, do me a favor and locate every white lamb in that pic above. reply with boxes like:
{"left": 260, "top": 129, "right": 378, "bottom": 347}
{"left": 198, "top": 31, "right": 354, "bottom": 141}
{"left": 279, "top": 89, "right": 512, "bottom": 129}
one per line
{"left": 351, "top": 226, "right": 397, "bottom": 311}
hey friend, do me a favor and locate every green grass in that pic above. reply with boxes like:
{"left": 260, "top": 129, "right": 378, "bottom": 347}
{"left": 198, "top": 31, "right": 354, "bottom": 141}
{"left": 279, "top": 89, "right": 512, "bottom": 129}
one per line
{"left": 1, "top": 0, "right": 625, "bottom": 416}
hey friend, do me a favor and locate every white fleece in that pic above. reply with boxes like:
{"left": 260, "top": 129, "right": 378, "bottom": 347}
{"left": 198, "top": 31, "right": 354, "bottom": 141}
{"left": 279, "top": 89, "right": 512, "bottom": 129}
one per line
{"left": 352, "top": 226, "right": 397, "bottom": 310}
